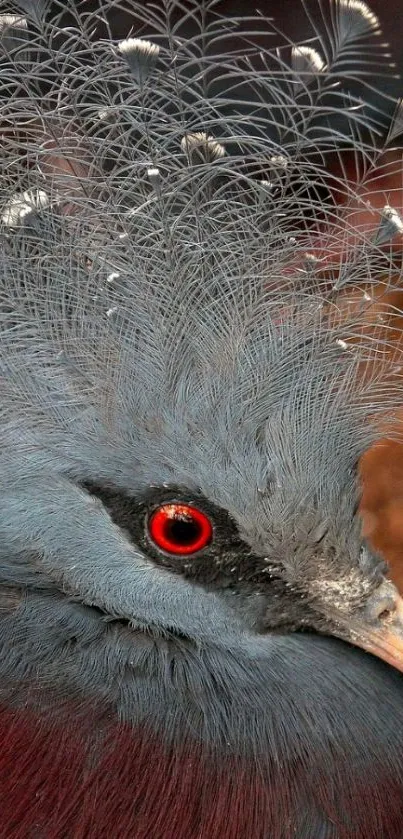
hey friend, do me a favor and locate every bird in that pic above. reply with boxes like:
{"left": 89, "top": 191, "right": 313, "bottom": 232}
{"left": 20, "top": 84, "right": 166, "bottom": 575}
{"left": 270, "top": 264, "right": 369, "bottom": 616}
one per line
{"left": 2, "top": 0, "right": 403, "bottom": 837}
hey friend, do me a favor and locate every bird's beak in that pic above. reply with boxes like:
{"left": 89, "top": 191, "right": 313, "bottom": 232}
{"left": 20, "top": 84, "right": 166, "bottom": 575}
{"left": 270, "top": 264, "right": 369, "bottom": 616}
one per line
{"left": 332, "top": 579, "right": 403, "bottom": 672}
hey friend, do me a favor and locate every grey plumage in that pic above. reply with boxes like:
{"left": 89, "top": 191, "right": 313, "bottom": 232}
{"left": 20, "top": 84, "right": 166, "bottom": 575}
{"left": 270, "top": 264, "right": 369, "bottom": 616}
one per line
{"left": 1, "top": 1, "right": 403, "bottom": 836}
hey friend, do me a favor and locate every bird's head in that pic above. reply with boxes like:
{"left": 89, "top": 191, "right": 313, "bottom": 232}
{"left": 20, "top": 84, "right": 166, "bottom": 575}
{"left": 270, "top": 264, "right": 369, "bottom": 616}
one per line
{"left": 81, "top": 368, "right": 403, "bottom": 669}
{"left": 2, "top": 6, "right": 403, "bottom": 834}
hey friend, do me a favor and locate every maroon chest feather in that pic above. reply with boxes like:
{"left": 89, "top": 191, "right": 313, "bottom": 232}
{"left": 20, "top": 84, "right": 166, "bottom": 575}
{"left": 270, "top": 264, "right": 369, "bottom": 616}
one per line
{"left": 1, "top": 707, "right": 403, "bottom": 839}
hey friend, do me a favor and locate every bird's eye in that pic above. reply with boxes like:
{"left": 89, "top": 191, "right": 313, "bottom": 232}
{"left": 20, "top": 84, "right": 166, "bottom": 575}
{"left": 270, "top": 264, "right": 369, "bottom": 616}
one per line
{"left": 148, "top": 503, "right": 212, "bottom": 555}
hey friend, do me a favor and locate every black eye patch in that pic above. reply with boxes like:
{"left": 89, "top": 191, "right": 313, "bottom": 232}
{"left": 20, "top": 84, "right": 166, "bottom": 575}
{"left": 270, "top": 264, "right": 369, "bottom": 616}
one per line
{"left": 80, "top": 481, "right": 278, "bottom": 589}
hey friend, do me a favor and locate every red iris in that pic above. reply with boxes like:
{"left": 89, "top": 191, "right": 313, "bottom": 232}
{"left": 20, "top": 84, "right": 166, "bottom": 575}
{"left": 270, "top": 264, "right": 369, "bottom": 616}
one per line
{"left": 148, "top": 503, "right": 212, "bottom": 555}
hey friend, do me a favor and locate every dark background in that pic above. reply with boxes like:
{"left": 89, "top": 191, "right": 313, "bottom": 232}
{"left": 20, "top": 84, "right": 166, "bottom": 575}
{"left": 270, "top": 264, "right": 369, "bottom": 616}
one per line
{"left": 66, "top": 0, "right": 403, "bottom": 96}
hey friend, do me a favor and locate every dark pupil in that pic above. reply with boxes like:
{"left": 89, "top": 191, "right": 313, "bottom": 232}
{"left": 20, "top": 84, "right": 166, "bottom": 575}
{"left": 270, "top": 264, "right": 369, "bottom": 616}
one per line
{"left": 165, "top": 516, "right": 200, "bottom": 546}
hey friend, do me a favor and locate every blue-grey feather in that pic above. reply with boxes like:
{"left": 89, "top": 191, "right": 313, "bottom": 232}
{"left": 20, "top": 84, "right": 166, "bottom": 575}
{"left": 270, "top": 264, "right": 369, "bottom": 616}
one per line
{"left": 0, "top": 0, "right": 403, "bottom": 808}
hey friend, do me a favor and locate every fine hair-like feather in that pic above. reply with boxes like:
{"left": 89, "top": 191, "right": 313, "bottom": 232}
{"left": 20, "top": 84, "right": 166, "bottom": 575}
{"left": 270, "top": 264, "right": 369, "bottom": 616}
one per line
{"left": 1, "top": 1, "right": 403, "bottom": 837}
